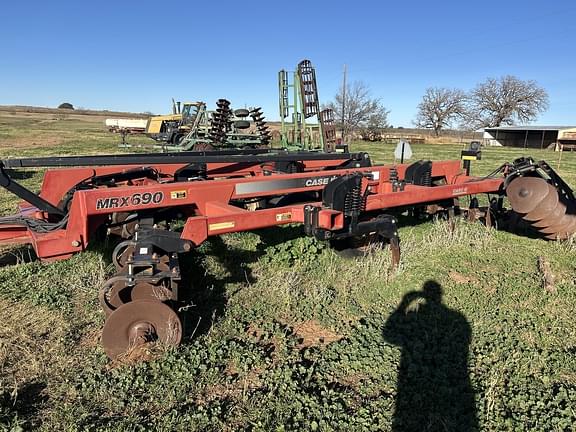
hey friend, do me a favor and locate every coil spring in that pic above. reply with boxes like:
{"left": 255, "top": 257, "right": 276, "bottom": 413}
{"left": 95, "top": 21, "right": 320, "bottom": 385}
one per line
{"left": 421, "top": 169, "right": 432, "bottom": 187}
{"left": 344, "top": 184, "right": 365, "bottom": 216}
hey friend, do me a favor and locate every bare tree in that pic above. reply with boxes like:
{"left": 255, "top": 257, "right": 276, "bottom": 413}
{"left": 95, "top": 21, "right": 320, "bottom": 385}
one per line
{"left": 324, "top": 81, "right": 389, "bottom": 140}
{"left": 414, "top": 87, "right": 467, "bottom": 136}
{"left": 466, "top": 76, "right": 549, "bottom": 128}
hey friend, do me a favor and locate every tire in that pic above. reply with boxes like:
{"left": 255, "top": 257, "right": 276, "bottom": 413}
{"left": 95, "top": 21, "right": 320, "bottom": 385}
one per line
{"left": 234, "top": 109, "right": 250, "bottom": 118}
{"left": 172, "top": 133, "right": 184, "bottom": 145}
{"left": 234, "top": 120, "right": 250, "bottom": 130}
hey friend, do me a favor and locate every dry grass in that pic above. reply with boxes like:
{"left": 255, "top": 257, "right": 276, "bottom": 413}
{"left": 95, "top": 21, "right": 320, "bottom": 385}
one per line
{"left": 0, "top": 299, "right": 69, "bottom": 396}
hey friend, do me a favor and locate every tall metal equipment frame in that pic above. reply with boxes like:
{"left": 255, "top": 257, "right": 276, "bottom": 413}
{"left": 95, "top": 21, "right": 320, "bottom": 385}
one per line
{"left": 278, "top": 59, "right": 336, "bottom": 152}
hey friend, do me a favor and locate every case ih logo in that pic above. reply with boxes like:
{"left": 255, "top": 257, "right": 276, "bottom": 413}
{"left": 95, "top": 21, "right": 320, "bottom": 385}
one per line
{"left": 304, "top": 176, "right": 338, "bottom": 187}
{"left": 451, "top": 187, "right": 469, "bottom": 196}
{"left": 235, "top": 175, "right": 341, "bottom": 196}
{"left": 96, "top": 192, "right": 164, "bottom": 210}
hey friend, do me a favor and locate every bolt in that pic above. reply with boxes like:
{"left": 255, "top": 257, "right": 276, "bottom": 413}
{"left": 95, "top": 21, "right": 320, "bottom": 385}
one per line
{"left": 519, "top": 188, "right": 529, "bottom": 198}
{"left": 183, "top": 242, "right": 191, "bottom": 252}
{"left": 71, "top": 240, "right": 81, "bottom": 247}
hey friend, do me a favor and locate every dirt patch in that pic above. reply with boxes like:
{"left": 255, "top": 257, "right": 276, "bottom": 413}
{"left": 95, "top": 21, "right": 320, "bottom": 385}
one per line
{"left": 448, "top": 270, "right": 477, "bottom": 285}
{"left": 292, "top": 320, "right": 343, "bottom": 349}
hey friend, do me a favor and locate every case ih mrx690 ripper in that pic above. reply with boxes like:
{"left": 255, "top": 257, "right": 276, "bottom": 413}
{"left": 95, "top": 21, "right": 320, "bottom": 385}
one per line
{"left": 0, "top": 147, "right": 574, "bottom": 359}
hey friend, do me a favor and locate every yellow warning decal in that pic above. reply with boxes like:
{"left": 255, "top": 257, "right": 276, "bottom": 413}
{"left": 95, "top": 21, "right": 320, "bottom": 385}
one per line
{"left": 208, "top": 221, "right": 235, "bottom": 231}
{"left": 276, "top": 212, "right": 292, "bottom": 222}
{"left": 170, "top": 190, "right": 187, "bottom": 199}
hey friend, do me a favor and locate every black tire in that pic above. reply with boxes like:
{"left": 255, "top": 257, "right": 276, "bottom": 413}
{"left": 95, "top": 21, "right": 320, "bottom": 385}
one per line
{"left": 172, "top": 133, "right": 184, "bottom": 145}
{"left": 234, "top": 109, "right": 250, "bottom": 118}
{"left": 234, "top": 120, "right": 250, "bottom": 129}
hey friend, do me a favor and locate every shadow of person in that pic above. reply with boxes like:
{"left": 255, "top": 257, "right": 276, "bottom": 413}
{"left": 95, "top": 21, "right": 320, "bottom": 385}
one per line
{"left": 383, "top": 280, "right": 478, "bottom": 431}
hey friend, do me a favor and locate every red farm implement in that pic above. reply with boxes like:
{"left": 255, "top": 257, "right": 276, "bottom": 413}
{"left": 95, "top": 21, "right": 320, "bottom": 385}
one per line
{"left": 0, "top": 147, "right": 573, "bottom": 358}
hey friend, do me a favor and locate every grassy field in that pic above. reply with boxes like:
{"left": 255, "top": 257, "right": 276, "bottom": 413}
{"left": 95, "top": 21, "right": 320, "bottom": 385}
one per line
{"left": 1, "top": 112, "right": 576, "bottom": 431}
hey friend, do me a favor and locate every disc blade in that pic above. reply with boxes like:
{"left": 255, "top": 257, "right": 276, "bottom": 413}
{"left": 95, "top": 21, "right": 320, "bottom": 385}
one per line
{"left": 531, "top": 201, "right": 567, "bottom": 227}
{"left": 99, "top": 275, "right": 130, "bottom": 316}
{"left": 131, "top": 281, "right": 172, "bottom": 302}
{"left": 506, "top": 177, "right": 554, "bottom": 215}
{"left": 542, "top": 216, "right": 576, "bottom": 239}
{"left": 537, "top": 216, "right": 575, "bottom": 234}
{"left": 506, "top": 177, "right": 558, "bottom": 220}
{"left": 102, "top": 300, "right": 182, "bottom": 360}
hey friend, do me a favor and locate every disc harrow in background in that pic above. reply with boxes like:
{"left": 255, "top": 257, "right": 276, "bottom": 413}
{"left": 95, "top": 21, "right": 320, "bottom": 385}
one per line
{"left": 250, "top": 107, "right": 271, "bottom": 145}
{"left": 506, "top": 176, "right": 576, "bottom": 239}
{"left": 209, "top": 99, "right": 233, "bottom": 144}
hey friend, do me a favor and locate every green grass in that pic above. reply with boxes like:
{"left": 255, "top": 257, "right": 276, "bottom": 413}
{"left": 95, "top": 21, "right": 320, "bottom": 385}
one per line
{"left": 1, "top": 115, "right": 576, "bottom": 431}
{"left": 353, "top": 140, "right": 576, "bottom": 184}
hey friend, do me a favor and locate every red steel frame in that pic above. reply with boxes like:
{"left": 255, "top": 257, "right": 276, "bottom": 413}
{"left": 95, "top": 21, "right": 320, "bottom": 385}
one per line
{"left": 0, "top": 159, "right": 503, "bottom": 261}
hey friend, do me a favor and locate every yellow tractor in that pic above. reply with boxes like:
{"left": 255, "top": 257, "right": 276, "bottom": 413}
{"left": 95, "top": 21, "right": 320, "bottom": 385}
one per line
{"left": 145, "top": 100, "right": 206, "bottom": 145}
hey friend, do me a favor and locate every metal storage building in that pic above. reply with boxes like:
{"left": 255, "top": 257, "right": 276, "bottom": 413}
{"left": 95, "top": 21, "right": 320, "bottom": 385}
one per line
{"left": 483, "top": 126, "right": 576, "bottom": 148}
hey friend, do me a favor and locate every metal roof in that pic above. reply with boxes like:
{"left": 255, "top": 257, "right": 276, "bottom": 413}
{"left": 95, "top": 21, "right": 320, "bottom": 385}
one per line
{"left": 484, "top": 125, "right": 576, "bottom": 132}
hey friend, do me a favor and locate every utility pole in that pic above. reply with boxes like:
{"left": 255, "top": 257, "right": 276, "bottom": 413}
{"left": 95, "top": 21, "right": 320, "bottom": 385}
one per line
{"left": 341, "top": 64, "right": 347, "bottom": 142}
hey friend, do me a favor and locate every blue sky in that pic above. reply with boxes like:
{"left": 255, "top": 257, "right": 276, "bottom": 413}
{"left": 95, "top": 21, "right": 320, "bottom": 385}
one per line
{"left": 1, "top": 0, "right": 574, "bottom": 127}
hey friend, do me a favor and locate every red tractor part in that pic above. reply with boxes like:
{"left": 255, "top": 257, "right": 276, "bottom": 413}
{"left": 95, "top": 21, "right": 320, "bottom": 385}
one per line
{"left": 0, "top": 150, "right": 568, "bottom": 359}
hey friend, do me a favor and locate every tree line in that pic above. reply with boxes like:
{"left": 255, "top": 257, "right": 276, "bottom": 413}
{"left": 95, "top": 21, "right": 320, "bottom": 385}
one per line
{"left": 325, "top": 75, "right": 549, "bottom": 139}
